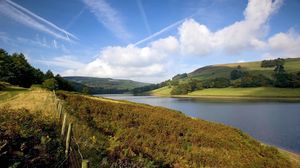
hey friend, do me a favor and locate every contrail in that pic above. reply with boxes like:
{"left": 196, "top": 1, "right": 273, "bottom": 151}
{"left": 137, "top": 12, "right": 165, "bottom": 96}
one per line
{"left": 136, "top": 0, "right": 151, "bottom": 35}
{"left": 5, "top": 0, "right": 78, "bottom": 40}
{"left": 133, "top": 18, "right": 186, "bottom": 46}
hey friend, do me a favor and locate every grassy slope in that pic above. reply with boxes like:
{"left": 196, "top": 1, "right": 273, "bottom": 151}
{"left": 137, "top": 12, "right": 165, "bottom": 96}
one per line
{"left": 150, "top": 86, "right": 172, "bottom": 96}
{"left": 0, "top": 87, "right": 63, "bottom": 167}
{"left": 56, "top": 92, "right": 299, "bottom": 167}
{"left": 64, "top": 76, "right": 150, "bottom": 90}
{"left": 189, "top": 58, "right": 300, "bottom": 80}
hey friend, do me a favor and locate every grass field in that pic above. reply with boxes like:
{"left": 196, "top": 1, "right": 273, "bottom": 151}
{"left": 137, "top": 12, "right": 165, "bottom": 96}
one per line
{"left": 0, "top": 83, "right": 29, "bottom": 101}
{"left": 149, "top": 86, "right": 172, "bottom": 96}
{"left": 150, "top": 86, "right": 300, "bottom": 100}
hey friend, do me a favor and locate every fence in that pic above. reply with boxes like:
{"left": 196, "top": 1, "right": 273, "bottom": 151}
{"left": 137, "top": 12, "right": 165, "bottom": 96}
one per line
{"left": 52, "top": 90, "right": 89, "bottom": 168}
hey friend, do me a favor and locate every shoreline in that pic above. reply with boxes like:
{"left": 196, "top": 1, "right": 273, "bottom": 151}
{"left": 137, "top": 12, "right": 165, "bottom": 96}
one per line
{"left": 149, "top": 93, "right": 300, "bottom": 102}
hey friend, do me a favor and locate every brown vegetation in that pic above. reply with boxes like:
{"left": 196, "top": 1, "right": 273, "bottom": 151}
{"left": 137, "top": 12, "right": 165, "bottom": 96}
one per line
{"left": 57, "top": 92, "right": 293, "bottom": 168}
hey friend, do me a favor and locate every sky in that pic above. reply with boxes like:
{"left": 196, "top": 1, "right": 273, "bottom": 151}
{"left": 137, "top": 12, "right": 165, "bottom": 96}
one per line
{"left": 0, "top": 0, "right": 300, "bottom": 83}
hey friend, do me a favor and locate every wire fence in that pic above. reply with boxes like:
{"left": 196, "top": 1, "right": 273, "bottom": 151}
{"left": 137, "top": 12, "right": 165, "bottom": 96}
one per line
{"left": 52, "top": 90, "right": 89, "bottom": 168}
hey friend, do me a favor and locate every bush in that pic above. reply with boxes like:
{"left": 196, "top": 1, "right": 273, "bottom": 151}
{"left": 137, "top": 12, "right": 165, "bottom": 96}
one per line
{"left": 42, "top": 78, "right": 58, "bottom": 90}
{"left": 240, "top": 74, "right": 272, "bottom": 87}
{"left": 230, "top": 65, "right": 244, "bottom": 80}
{"left": 213, "top": 77, "right": 231, "bottom": 88}
{"left": 261, "top": 58, "right": 285, "bottom": 68}
{"left": 170, "top": 83, "right": 190, "bottom": 95}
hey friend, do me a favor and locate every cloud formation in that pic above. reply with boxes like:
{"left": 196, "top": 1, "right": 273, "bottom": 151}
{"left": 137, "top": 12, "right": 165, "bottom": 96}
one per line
{"left": 0, "top": 0, "right": 77, "bottom": 42}
{"left": 179, "top": 0, "right": 283, "bottom": 56}
{"left": 63, "top": 36, "right": 178, "bottom": 82}
{"left": 82, "top": 0, "right": 131, "bottom": 40}
{"left": 56, "top": 0, "right": 298, "bottom": 82}
{"left": 266, "top": 30, "right": 300, "bottom": 58}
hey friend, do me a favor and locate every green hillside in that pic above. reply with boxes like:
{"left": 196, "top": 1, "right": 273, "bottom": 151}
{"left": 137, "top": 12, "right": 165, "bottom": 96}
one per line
{"left": 64, "top": 76, "right": 151, "bottom": 93}
{"left": 189, "top": 58, "right": 300, "bottom": 80}
{"left": 148, "top": 58, "right": 300, "bottom": 98}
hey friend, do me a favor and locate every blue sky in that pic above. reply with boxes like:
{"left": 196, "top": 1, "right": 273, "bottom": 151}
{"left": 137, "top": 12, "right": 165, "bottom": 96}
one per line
{"left": 0, "top": 0, "right": 300, "bottom": 83}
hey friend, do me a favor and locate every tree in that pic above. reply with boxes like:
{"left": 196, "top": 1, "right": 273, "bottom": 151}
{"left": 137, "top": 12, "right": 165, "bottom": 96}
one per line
{"left": 42, "top": 78, "right": 58, "bottom": 90}
{"left": 213, "top": 77, "right": 230, "bottom": 88}
{"left": 230, "top": 65, "right": 244, "bottom": 80}
{"left": 172, "top": 73, "right": 188, "bottom": 80}
{"left": 240, "top": 74, "right": 272, "bottom": 87}
{"left": 82, "top": 87, "right": 90, "bottom": 94}
{"left": 274, "top": 64, "right": 285, "bottom": 74}
{"left": 54, "top": 75, "right": 74, "bottom": 91}
{"left": 170, "top": 83, "right": 190, "bottom": 95}
{"left": 261, "top": 58, "right": 285, "bottom": 68}
{"left": 44, "top": 70, "right": 54, "bottom": 80}
{"left": 9, "top": 53, "right": 35, "bottom": 88}
{"left": 32, "top": 68, "right": 45, "bottom": 84}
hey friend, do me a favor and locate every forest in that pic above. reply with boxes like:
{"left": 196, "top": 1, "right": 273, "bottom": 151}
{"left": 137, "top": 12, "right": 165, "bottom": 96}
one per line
{"left": 0, "top": 48, "right": 74, "bottom": 91}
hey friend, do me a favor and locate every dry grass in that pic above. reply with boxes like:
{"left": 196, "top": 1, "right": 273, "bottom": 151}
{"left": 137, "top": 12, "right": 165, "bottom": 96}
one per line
{"left": 0, "top": 87, "right": 57, "bottom": 120}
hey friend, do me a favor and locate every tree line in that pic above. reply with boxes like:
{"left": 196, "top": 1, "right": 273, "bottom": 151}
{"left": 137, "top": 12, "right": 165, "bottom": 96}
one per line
{"left": 0, "top": 48, "right": 73, "bottom": 91}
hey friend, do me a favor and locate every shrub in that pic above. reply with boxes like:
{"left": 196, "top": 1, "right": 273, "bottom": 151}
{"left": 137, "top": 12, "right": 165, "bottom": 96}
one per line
{"left": 42, "top": 78, "right": 58, "bottom": 90}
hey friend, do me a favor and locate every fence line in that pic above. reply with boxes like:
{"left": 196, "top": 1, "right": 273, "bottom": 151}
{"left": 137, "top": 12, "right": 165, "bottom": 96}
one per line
{"left": 52, "top": 90, "right": 89, "bottom": 168}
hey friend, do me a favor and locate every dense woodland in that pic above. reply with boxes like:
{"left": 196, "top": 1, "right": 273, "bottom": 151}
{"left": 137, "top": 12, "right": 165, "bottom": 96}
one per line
{"left": 0, "top": 48, "right": 74, "bottom": 91}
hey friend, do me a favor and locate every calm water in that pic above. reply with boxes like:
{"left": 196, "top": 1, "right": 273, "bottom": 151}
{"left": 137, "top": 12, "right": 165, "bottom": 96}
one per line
{"left": 97, "top": 94, "right": 300, "bottom": 154}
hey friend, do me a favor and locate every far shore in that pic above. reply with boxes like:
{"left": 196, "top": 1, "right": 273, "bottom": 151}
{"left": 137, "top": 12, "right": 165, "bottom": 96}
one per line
{"left": 148, "top": 87, "right": 300, "bottom": 102}
{"left": 164, "top": 94, "right": 300, "bottom": 101}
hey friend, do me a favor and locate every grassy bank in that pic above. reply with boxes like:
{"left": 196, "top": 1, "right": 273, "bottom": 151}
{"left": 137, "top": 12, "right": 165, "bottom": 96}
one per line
{"left": 57, "top": 91, "right": 298, "bottom": 167}
{"left": 150, "top": 86, "right": 300, "bottom": 100}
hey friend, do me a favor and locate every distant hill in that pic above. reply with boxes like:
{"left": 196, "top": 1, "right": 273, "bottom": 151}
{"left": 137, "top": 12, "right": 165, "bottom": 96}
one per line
{"left": 188, "top": 57, "right": 300, "bottom": 80}
{"left": 148, "top": 57, "right": 300, "bottom": 96}
{"left": 64, "top": 76, "right": 151, "bottom": 94}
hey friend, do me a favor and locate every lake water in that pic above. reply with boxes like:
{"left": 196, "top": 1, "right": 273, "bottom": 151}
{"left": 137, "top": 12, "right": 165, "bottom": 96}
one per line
{"left": 96, "top": 94, "right": 300, "bottom": 154}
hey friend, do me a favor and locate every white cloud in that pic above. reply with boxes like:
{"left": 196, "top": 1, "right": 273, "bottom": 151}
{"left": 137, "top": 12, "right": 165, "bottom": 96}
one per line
{"left": 267, "top": 30, "right": 300, "bottom": 58}
{"left": 82, "top": 0, "right": 131, "bottom": 40}
{"left": 179, "top": 0, "right": 283, "bottom": 56}
{"left": 0, "top": 0, "right": 77, "bottom": 42}
{"left": 63, "top": 36, "right": 178, "bottom": 82}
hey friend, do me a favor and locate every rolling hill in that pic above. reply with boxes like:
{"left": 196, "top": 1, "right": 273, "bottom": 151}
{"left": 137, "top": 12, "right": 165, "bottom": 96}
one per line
{"left": 64, "top": 76, "right": 151, "bottom": 94}
{"left": 150, "top": 57, "right": 300, "bottom": 98}
{"left": 189, "top": 57, "right": 300, "bottom": 80}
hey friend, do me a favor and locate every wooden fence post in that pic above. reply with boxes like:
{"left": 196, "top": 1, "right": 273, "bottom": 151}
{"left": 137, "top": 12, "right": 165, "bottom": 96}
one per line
{"left": 82, "top": 160, "right": 89, "bottom": 168}
{"left": 65, "top": 123, "right": 72, "bottom": 157}
{"left": 58, "top": 104, "right": 63, "bottom": 120}
{"left": 61, "top": 113, "right": 67, "bottom": 137}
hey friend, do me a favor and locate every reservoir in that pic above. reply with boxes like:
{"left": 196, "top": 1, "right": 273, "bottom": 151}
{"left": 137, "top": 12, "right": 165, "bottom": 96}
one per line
{"left": 97, "top": 94, "right": 300, "bottom": 154}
